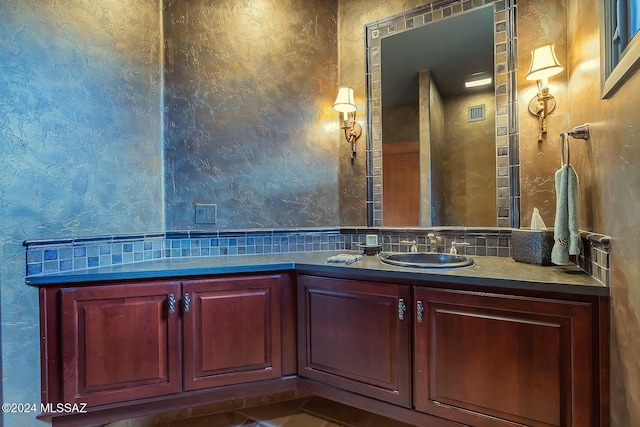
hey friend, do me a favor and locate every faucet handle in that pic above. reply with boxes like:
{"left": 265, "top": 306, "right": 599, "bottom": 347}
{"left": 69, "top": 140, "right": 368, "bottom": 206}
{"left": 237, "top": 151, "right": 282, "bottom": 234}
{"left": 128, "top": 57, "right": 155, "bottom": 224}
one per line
{"left": 400, "top": 240, "right": 418, "bottom": 253}
{"left": 450, "top": 241, "right": 470, "bottom": 255}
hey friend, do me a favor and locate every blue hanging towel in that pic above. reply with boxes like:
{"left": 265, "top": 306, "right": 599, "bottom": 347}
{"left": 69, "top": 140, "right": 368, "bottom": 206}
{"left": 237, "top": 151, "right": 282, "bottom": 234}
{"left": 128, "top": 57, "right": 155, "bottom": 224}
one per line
{"left": 551, "top": 164, "right": 581, "bottom": 265}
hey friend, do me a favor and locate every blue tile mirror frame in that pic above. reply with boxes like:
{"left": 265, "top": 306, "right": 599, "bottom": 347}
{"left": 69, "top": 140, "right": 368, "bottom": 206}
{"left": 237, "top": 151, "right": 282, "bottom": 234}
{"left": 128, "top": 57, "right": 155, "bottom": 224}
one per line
{"left": 364, "top": 0, "right": 520, "bottom": 228}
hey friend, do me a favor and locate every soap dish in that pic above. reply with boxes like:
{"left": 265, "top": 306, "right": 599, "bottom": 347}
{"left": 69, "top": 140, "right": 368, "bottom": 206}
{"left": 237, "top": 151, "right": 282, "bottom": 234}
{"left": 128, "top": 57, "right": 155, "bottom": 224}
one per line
{"left": 356, "top": 243, "right": 383, "bottom": 256}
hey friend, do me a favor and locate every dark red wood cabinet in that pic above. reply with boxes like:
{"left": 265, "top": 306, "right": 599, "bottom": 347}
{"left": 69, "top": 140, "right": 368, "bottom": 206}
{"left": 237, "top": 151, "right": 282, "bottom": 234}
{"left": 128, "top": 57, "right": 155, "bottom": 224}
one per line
{"left": 296, "top": 275, "right": 607, "bottom": 427}
{"left": 297, "top": 275, "right": 412, "bottom": 407}
{"left": 182, "top": 276, "right": 282, "bottom": 391}
{"left": 39, "top": 270, "right": 608, "bottom": 427}
{"left": 60, "top": 281, "right": 182, "bottom": 406}
{"left": 41, "top": 273, "right": 292, "bottom": 410}
{"left": 414, "top": 287, "right": 597, "bottom": 427}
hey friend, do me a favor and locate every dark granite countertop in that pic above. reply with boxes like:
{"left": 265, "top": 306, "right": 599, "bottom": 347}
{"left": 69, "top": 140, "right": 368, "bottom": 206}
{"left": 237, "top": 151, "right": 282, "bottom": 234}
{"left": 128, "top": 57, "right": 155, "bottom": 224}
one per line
{"left": 26, "top": 251, "right": 608, "bottom": 297}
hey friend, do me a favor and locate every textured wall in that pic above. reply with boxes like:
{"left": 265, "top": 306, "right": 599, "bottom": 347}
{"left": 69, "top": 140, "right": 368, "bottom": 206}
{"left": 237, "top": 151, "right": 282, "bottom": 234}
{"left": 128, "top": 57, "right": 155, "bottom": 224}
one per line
{"left": 429, "top": 76, "right": 445, "bottom": 226}
{"left": 443, "top": 90, "right": 496, "bottom": 226}
{"left": 0, "top": 0, "right": 163, "bottom": 425}
{"left": 382, "top": 104, "right": 419, "bottom": 144}
{"left": 418, "top": 70, "right": 434, "bottom": 226}
{"left": 517, "top": 0, "right": 640, "bottom": 423}
{"left": 565, "top": 0, "right": 640, "bottom": 424}
{"left": 517, "top": 0, "right": 569, "bottom": 226}
{"left": 163, "top": 0, "right": 339, "bottom": 229}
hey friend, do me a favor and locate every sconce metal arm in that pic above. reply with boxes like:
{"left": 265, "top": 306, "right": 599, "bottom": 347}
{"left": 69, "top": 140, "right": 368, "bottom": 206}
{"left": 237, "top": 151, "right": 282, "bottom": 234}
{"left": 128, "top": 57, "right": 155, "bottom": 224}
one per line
{"left": 529, "top": 81, "right": 556, "bottom": 142}
{"left": 341, "top": 111, "right": 362, "bottom": 159}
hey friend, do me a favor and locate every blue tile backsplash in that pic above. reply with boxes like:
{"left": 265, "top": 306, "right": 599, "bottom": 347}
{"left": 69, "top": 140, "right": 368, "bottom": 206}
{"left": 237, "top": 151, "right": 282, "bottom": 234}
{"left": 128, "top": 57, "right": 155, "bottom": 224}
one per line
{"left": 24, "top": 227, "right": 611, "bottom": 287}
{"left": 24, "top": 228, "right": 343, "bottom": 276}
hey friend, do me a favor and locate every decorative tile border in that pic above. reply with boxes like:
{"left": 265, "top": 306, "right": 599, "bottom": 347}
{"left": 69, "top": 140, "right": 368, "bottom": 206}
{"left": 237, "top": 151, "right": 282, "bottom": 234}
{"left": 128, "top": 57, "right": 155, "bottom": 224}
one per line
{"left": 341, "top": 227, "right": 512, "bottom": 257}
{"left": 25, "top": 234, "right": 166, "bottom": 276}
{"left": 24, "top": 228, "right": 341, "bottom": 277}
{"left": 24, "top": 227, "right": 611, "bottom": 287}
{"left": 578, "top": 231, "right": 611, "bottom": 286}
{"left": 364, "top": 0, "right": 519, "bottom": 228}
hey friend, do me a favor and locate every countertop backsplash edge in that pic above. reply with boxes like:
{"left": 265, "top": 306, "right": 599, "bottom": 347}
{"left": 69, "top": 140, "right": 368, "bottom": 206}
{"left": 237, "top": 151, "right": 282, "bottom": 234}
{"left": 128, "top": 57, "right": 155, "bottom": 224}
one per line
{"left": 23, "top": 227, "right": 611, "bottom": 286}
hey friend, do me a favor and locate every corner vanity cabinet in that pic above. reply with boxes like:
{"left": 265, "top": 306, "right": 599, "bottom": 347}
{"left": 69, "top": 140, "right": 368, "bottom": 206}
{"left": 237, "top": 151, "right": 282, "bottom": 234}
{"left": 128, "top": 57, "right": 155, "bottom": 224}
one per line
{"left": 296, "top": 273, "right": 609, "bottom": 427}
{"left": 37, "top": 265, "right": 608, "bottom": 427}
{"left": 39, "top": 272, "right": 296, "bottom": 423}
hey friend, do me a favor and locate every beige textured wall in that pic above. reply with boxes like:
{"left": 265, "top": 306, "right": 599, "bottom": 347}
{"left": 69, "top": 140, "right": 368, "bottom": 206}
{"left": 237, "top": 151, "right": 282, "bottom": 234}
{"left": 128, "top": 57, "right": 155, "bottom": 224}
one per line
{"left": 418, "top": 70, "right": 434, "bottom": 226}
{"left": 383, "top": 104, "right": 419, "bottom": 143}
{"left": 518, "top": 0, "right": 569, "bottom": 226}
{"left": 428, "top": 74, "right": 446, "bottom": 226}
{"left": 565, "top": 0, "right": 640, "bottom": 424}
{"left": 518, "top": 0, "right": 640, "bottom": 423}
{"left": 443, "top": 90, "right": 496, "bottom": 225}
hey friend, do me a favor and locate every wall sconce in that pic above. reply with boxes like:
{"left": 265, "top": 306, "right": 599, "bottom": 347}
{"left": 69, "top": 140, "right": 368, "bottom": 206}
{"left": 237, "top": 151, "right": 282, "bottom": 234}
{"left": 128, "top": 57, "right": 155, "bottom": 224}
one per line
{"left": 333, "top": 87, "right": 362, "bottom": 159}
{"left": 525, "top": 43, "right": 564, "bottom": 142}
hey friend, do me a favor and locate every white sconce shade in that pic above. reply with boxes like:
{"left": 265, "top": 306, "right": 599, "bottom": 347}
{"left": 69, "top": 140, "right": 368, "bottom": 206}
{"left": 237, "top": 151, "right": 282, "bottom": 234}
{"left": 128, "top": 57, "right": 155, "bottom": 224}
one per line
{"left": 333, "top": 87, "right": 357, "bottom": 113}
{"left": 526, "top": 43, "right": 564, "bottom": 81}
{"left": 332, "top": 86, "right": 361, "bottom": 159}
{"left": 525, "top": 43, "right": 564, "bottom": 142}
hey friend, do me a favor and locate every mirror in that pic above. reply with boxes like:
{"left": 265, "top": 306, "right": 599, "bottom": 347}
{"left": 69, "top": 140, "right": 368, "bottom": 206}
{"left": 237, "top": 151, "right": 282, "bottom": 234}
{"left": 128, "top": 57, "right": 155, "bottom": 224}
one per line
{"left": 365, "top": 1, "right": 519, "bottom": 228}
{"left": 382, "top": 6, "right": 495, "bottom": 226}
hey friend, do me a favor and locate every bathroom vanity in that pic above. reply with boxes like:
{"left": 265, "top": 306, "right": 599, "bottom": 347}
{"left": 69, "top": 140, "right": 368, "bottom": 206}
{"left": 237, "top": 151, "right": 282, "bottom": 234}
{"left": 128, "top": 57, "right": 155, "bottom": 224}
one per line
{"left": 32, "top": 253, "right": 609, "bottom": 427}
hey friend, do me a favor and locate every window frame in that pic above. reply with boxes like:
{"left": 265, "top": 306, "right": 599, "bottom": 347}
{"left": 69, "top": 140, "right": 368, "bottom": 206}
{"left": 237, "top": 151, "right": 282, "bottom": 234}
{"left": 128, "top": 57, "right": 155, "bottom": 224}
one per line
{"left": 601, "top": 0, "right": 640, "bottom": 98}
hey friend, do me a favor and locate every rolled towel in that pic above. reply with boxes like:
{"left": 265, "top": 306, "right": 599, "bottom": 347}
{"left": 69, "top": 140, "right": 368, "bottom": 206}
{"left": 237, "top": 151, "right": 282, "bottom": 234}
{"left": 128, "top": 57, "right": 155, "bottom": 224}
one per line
{"left": 326, "top": 254, "right": 363, "bottom": 265}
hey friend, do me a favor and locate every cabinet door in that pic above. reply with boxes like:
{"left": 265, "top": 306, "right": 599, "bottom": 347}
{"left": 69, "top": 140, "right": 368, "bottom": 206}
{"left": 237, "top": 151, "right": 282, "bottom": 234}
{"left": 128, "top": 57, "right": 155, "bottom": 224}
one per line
{"left": 61, "top": 282, "right": 181, "bottom": 406}
{"left": 182, "top": 274, "right": 282, "bottom": 391}
{"left": 298, "top": 275, "right": 411, "bottom": 407}
{"left": 414, "top": 287, "right": 593, "bottom": 427}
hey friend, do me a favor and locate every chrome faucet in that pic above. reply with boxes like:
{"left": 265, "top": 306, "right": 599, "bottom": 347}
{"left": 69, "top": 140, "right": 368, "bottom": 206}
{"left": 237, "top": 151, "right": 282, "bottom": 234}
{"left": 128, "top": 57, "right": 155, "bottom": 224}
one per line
{"left": 401, "top": 240, "right": 418, "bottom": 253}
{"left": 450, "top": 241, "right": 470, "bottom": 255}
{"left": 427, "top": 233, "right": 438, "bottom": 253}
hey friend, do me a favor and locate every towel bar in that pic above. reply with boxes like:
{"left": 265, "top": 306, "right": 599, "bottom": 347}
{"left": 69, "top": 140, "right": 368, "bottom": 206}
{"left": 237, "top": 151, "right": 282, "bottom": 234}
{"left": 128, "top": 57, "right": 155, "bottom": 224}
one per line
{"left": 560, "top": 123, "right": 589, "bottom": 165}
{"left": 564, "top": 123, "right": 590, "bottom": 140}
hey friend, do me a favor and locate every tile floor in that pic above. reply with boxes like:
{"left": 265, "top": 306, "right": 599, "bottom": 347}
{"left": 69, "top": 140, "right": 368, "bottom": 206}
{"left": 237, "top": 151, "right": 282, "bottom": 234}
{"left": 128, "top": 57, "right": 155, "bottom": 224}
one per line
{"left": 105, "top": 396, "right": 415, "bottom": 427}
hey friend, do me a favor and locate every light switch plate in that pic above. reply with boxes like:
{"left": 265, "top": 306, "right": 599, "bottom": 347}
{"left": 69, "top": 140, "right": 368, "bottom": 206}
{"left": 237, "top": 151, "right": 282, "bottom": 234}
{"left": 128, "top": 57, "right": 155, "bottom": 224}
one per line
{"left": 195, "top": 203, "right": 217, "bottom": 224}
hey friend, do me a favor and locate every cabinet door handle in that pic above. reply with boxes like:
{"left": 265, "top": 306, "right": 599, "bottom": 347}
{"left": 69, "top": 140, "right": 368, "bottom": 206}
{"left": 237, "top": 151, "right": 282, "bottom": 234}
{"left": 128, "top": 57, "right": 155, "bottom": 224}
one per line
{"left": 398, "top": 298, "right": 407, "bottom": 320}
{"left": 416, "top": 301, "right": 424, "bottom": 323}
{"left": 168, "top": 294, "right": 176, "bottom": 314}
{"left": 183, "top": 292, "right": 191, "bottom": 313}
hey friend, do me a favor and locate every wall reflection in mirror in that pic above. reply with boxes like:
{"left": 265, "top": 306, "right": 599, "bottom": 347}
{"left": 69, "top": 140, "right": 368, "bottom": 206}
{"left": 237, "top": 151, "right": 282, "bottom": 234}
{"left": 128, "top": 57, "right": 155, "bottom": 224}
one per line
{"left": 365, "top": 1, "right": 519, "bottom": 228}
